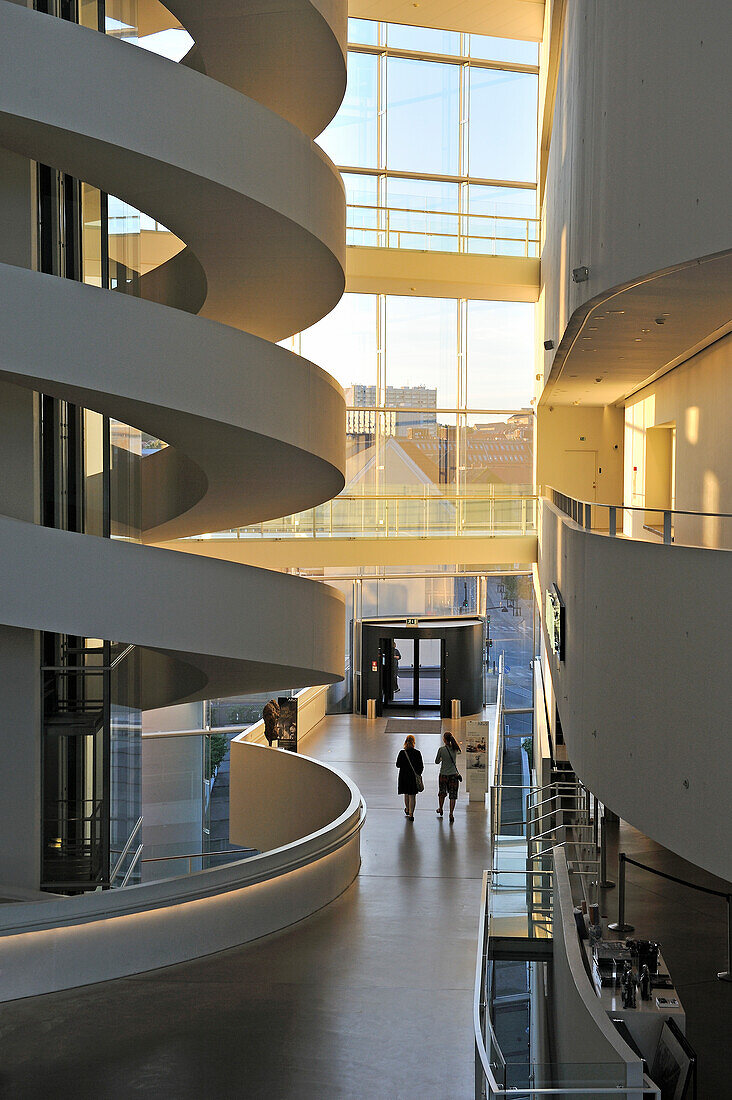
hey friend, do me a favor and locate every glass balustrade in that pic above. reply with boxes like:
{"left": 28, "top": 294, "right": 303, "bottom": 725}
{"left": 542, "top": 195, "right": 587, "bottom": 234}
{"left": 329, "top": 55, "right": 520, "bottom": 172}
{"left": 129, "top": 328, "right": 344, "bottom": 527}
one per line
{"left": 346, "top": 203, "right": 539, "bottom": 257}
{"left": 191, "top": 494, "right": 537, "bottom": 541}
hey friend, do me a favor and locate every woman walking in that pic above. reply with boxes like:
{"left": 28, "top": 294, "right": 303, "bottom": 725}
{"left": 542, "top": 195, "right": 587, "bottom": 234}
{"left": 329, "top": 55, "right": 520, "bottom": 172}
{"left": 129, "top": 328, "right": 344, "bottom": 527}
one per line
{"left": 396, "top": 734, "right": 424, "bottom": 821}
{"left": 435, "top": 731, "right": 462, "bottom": 822}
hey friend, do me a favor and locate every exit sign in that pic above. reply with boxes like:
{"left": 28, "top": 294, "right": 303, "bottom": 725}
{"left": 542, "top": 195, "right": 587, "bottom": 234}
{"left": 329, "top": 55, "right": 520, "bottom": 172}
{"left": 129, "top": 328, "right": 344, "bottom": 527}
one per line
{"left": 405, "top": 617, "right": 418, "bottom": 626}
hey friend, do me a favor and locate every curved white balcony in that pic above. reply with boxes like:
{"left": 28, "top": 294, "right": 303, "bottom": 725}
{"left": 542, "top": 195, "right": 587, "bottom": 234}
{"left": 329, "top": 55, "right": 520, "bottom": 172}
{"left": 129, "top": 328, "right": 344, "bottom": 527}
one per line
{"left": 538, "top": 496, "right": 732, "bottom": 881}
{"left": 0, "top": 745, "right": 365, "bottom": 1002}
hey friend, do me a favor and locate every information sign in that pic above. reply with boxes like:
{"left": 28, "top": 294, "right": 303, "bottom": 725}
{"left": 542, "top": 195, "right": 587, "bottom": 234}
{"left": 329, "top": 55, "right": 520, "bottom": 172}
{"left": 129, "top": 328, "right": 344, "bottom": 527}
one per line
{"left": 275, "top": 696, "right": 298, "bottom": 752}
{"left": 465, "top": 719, "right": 489, "bottom": 802}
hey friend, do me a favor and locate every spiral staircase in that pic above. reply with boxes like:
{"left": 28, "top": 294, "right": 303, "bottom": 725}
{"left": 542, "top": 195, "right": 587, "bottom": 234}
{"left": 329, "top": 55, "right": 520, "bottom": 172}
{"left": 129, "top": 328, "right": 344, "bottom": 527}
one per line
{"left": 0, "top": 0, "right": 348, "bottom": 707}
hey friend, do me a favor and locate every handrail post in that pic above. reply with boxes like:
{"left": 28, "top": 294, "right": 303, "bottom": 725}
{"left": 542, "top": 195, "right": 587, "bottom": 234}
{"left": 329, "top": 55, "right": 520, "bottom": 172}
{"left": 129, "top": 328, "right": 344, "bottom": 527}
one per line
{"left": 609, "top": 505, "right": 617, "bottom": 537}
{"left": 718, "top": 895, "right": 732, "bottom": 982}
{"left": 663, "top": 510, "right": 672, "bottom": 544}
{"left": 608, "top": 852, "right": 634, "bottom": 932}
{"left": 585, "top": 503, "right": 592, "bottom": 530}
{"left": 597, "top": 811, "right": 616, "bottom": 890}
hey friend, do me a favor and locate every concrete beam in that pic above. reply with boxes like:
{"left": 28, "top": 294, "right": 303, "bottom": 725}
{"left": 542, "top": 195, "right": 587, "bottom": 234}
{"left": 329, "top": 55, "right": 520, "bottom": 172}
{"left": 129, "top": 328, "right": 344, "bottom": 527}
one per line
{"left": 346, "top": 246, "right": 540, "bottom": 302}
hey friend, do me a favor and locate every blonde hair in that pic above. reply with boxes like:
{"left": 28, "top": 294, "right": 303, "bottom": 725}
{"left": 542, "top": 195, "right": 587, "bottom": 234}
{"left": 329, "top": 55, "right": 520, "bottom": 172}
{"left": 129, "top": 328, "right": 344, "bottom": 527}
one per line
{"left": 404, "top": 734, "right": 416, "bottom": 748}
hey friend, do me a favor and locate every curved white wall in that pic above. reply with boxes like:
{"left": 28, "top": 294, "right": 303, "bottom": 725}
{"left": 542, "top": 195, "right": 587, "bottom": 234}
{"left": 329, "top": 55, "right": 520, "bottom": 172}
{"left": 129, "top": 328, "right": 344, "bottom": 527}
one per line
{"left": 538, "top": 499, "right": 732, "bottom": 880}
{"left": 0, "top": 750, "right": 364, "bottom": 1002}
{"left": 542, "top": 0, "right": 732, "bottom": 346}
{"left": 230, "top": 740, "right": 355, "bottom": 852}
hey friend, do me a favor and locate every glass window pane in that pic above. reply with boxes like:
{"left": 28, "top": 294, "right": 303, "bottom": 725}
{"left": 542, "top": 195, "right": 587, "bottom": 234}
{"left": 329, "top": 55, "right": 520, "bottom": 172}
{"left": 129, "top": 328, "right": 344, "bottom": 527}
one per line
{"left": 345, "top": 420, "right": 378, "bottom": 492}
{"left": 468, "top": 184, "right": 536, "bottom": 219}
{"left": 466, "top": 301, "right": 534, "bottom": 409}
{"left": 318, "top": 52, "right": 378, "bottom": 168}
{"left": 386, "top": 58, "right": 459, "bottom": 175}
{"left": 82, "top": 184, "right": 103, "bottom": 288}
{"left": 385, "top": 296, "right": 457, "bottom": 408}
{"left": 467, "top": 184, "right": 537, "bottom": 256}
{"left": 468, "top": 36, "right": 539, "bottom": 65}
{"left": 342, "top": 171, "right": 379, "bottom": 208}
{"left": 300, "top": 293, "right": 378, "bottom": 395}
{"left": 348, "top": 18, "right": 378, "bottom": 45}
{"left": 385, "top": 177, "right": 459, "bottom": 251}
{"left": 462, "top": 413, "right": 534, "bottom": 493}
{"left": 380, "top": 416, "right": 459, "bottom": 495}
{"left": 468, "top": 69, "right": 537, "bottom": 182}
{"left": 343, "top": 172, "right": 379, "bottom": 246}
{"left": 386, "top": 24, "right": 460, "bottom": 55}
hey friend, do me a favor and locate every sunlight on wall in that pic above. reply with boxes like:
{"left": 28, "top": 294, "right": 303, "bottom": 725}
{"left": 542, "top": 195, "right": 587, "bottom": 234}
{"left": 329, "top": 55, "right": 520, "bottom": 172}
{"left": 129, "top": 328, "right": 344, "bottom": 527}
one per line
{"left": 623, "top": 395, "right": 655, "bottom": 536}
{"left": 702, "top": 470, "right": 720, "bottom": 547}
{"left": 685, "top": 405, "right": 700, "bottom": 446}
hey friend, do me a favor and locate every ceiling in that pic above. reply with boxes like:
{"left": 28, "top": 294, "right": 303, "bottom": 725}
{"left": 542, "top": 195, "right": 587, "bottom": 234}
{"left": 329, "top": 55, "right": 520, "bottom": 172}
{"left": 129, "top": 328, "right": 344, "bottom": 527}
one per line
{"left": 540, "top": 250, "right": 732, "bottom": 407}
{"left": 348, "top": 0, "right": 544, "bottom": 40}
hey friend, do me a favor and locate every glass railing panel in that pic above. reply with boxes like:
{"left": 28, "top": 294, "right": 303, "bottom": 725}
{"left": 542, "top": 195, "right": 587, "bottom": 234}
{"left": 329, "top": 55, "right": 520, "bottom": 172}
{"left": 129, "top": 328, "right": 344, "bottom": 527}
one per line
{"left": 195, "top": 494, "right": 538, "bottom": 541}
{"left": 346, "top": 204, "right": 540, "bottom": 258}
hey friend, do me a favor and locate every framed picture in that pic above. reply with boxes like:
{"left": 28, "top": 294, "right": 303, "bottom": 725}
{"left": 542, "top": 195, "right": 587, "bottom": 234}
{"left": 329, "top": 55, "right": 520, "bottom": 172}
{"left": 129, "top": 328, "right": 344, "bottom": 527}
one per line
{"left": 650, "top": 1018, "right": 695, "bottom": 1100}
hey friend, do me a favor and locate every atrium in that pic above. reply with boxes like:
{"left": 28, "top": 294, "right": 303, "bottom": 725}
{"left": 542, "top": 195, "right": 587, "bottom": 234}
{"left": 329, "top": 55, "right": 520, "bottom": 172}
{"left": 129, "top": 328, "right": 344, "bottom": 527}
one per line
{"left": 0, "top": 0, "right": 729, "bottom": 1096}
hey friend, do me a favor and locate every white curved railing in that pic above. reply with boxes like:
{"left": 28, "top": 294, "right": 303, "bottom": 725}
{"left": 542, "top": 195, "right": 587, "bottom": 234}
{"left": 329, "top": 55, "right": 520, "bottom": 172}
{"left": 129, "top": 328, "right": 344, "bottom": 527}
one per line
{"left": 0, "top": 746, "right": 365, "bottom": 1002}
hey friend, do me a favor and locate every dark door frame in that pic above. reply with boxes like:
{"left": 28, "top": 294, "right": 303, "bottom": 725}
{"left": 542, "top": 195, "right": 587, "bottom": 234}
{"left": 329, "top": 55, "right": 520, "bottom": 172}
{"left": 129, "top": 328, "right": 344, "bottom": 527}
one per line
{"left": 381, "top": 636, "right": 443, "bottom": 712}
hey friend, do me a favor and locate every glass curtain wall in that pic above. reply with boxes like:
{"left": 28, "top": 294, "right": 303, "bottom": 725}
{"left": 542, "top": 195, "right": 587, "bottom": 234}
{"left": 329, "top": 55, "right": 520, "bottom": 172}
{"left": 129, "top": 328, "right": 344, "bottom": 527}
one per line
{"left": 35, "top": 0, "right": 150, "bottom": 892}
{"left": 269, "top": 21, "right": 539, "bottom": 539}
{"left": 319, "top": 20, "right": 539, "bottom": 257}
{"left": 280, "top": 294, "right": 535, "bottom": 526}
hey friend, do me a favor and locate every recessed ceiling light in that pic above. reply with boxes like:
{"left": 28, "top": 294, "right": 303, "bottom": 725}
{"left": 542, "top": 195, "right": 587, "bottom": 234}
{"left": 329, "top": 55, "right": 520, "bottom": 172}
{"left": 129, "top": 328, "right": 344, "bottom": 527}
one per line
{"left": 608, "top": 309, "right": 625, "bottom": 314}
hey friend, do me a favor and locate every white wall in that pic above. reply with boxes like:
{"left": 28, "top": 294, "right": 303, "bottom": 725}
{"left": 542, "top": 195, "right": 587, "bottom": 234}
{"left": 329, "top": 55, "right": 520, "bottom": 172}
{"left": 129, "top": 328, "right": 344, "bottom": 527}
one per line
{"left": 229, "top": 740, "right": 352, "bottom": 853}
{"left": 541, "top": 0, "right": 732, "bottom": 352}
{"left": 539, "top": 500, "right": 732, "bottom": 880}
{"left": 624, "top": 335, "right": 732, "bottom": 547}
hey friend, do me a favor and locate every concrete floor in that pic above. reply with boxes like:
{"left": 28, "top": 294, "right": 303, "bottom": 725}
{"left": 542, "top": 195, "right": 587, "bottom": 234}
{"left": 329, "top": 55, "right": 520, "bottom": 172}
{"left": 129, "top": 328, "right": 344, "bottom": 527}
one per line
{"left": 1, "top": 715, "right": 729, "bottom": 1098}
{"left": 0, "top": 714, "right": 490, "bottom": 1099}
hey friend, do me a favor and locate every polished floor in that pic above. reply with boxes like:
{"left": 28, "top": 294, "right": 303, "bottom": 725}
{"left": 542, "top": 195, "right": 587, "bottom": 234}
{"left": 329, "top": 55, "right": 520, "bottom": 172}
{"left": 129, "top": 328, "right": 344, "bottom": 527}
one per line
{"left": 0, "top": 714, "right": 491, "bottom": 1099}
{"left": 1, "top": 716, "right": 730, "bottom": 1098}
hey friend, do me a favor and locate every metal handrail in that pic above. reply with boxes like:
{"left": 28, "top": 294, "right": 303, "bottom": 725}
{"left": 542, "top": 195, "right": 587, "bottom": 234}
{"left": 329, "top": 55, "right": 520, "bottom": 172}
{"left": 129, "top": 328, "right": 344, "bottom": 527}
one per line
{"left": 140, "top": 848, "right": 255, "bottom": 864}
{"left": 110, "top": 815, "right": 143, "bottom": 882}
{"left": 547, "top": 486, "right": 732, "bottom": 546}
{"left": 547, "top": 486, "right": 732, "bottom": 519}
{"left": 120, "top": 845, "right": 143, "bottom": 888}
{"left": 348, "top": 202, "right": 539, "bottom": 257}
{"left": 345, "top": 203, "right": 539, "bottom": 256}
